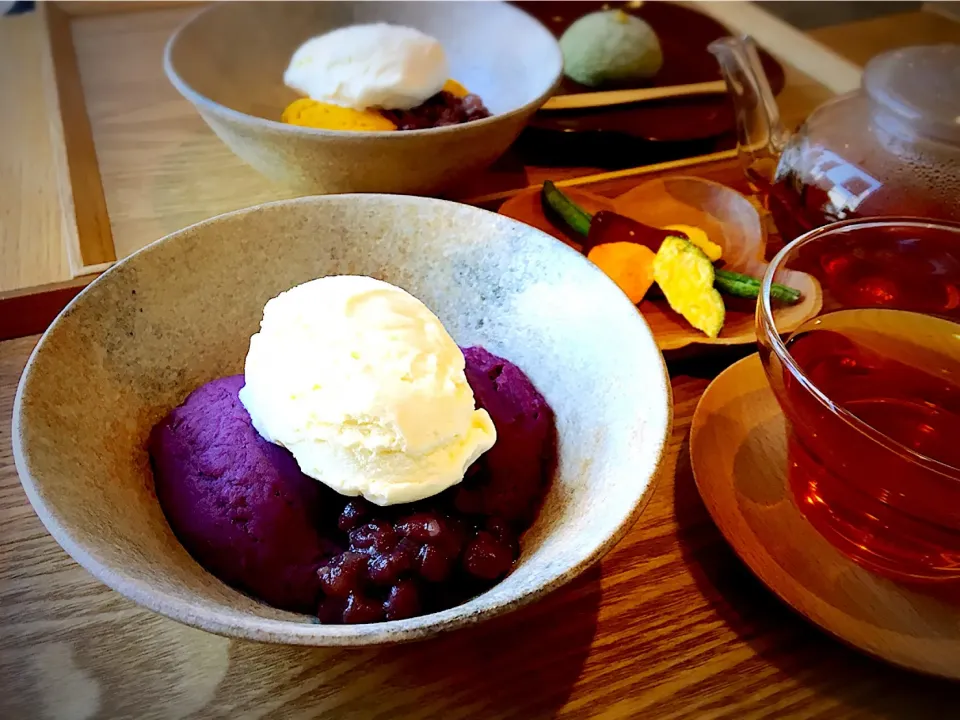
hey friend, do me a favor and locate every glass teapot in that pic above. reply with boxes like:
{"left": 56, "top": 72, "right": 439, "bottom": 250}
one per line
{"left": 708, "top": 37, "right": 960, "bottom": 241}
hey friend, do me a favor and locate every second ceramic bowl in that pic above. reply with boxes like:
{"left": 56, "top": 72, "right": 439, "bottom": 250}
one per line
{"left": 164, "top": 1, "right": 562, "bottom": 195}
{"left": 14, "top": 195, "right": 671, "bottom": 645}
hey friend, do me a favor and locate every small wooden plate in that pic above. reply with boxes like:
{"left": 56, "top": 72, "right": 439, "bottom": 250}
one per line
{"left": 690, "top": 354, "right": 960, "bottom": 679}
{"left": 498, "top": 179, "right": 821, "bottom": 352}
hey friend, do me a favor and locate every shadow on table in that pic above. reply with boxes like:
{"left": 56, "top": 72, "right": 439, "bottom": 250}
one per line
{"left": 665, "top": 344, "right": 756, "bottom": 378}
{"left": 444, "top": 149, "right": 530, "bottom": 201}
{"left": 214, "top": 566, "right": 602, "bottom": 718}
{"left": 671, "top": 429, "right": 960, "bottom": 716}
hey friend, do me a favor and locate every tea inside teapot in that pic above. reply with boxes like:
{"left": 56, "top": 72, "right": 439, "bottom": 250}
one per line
{"left": 710, "top": 38, "right": 960, "bottom": 240}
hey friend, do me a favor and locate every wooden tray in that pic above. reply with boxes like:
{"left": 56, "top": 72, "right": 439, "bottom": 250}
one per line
{"left": 0, "top": 1, "right": 846, "bottom": 340}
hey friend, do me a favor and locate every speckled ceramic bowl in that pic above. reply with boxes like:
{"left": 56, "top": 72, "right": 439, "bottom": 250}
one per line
{"left": 13, "top": 195, "right": 671, "bottom": 646}
{"left": 163, "top": 1, "right": 562, "bottom": 196}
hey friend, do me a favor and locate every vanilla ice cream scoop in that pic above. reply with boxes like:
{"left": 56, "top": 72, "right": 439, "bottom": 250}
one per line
{"left": 239, "top": 276, "right": 496, "bottom": 506}
{"left": 283, "top": 24, "right": 449, "bottom": 111}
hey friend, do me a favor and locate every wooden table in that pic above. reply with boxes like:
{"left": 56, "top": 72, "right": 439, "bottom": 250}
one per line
{"left": 3, "top": 335, "right": 960, "bottom": 719}
{"left": 809, "top": 10, "right": 960, "bottom": 66}
{"left": 3, "top": 6, "right": 960, "bottom": 719}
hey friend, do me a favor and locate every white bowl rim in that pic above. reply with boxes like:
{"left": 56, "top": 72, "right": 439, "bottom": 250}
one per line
{"left": 162, "top": 1, "right": 564, "bottom": 141}
{"left": 13, "top": 194, "right": 672, "bottom": 646}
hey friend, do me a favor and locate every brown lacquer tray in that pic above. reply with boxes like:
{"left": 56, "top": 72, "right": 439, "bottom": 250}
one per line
{"left": 512, "top": 0, "right": 786, "bottom": 168}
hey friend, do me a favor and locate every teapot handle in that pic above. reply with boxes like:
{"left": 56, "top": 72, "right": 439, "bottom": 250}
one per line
{"left": 709, "top": 35, "right": 790, "bottom": 183}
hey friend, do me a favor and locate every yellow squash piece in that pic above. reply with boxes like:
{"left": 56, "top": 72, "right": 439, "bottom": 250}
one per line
{"left": 653, "top": 236, "right": 725, "bottom": 338}
{"left": 442, "top": 79, "right": 470, "bottom": 98}
{"left": 281, "top": 98, "right": 397, "bottom": 132}
{"left": 587, "top": 242, "right": 657, "bottom": 304}
{"left": 662, "top": 224, "right": 722, "bottom": 262}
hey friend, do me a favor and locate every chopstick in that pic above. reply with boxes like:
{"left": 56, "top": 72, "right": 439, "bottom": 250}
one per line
{"left": 540, "top": 79, "right": 726, "bottom": 111}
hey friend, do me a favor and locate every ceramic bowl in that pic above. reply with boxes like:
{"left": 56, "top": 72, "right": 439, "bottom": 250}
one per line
{"left": 14, "top": 195, "right": 671, "bottom": 646}
{"left": 163, "top": 1, "right": 562, "bottom": 196}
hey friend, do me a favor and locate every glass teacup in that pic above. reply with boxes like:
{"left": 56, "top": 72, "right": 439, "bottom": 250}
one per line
{"left": 756, "top": 218, "right": 960, "bottom": 581}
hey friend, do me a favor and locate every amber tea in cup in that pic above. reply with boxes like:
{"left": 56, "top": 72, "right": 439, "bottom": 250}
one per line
{"left": 757, "top": 218, "right": 960, "bottom": 581}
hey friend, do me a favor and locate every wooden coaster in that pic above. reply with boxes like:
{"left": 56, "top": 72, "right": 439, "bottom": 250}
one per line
{"left": 690, "top": 354, "right": 960, "bottom": 678}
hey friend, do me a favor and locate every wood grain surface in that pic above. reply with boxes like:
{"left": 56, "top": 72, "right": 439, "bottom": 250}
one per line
{"left": 41, "top": 2, "right": 117, "bottom": 275}
{"left": 3, "top": 336, "right": 960, "bottom": 719}
{"left": 70, "top": 2, "right": 836, "bottom": 262}
{"left": 0, "top": 13, "right": 72, "bottom": 296}
{"left": 809, "top": 10, "right": 960, "bottom": 66}
{"left": 3, "top": 8, "right": 960, "bottom": 712}
{"left": 2, "top": 2, "right": 955, "bottom": 303}
{"left": 0, "top": 0, "right": 840, "bottom": 302}
{"left": 70, "top": 5, "right": 301, "bottom": 261}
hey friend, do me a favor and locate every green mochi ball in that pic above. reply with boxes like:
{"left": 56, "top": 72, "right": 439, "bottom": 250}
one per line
{"left": 560, "top": 9, "right": 664, "bottom": 87}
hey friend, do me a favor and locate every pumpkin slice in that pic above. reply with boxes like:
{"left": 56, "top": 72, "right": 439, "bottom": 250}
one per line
{"left": 587, "top": 242, "right": 656, "bottom": 304}
{"left": 653, "top": 236, "right": 725, "bottom": 338}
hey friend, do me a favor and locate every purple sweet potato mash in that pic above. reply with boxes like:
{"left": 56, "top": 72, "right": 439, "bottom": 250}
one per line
{"left": 457, "top": 346, "right": 555, "bottom": 526}
{"left": 149, "top": 376, "right": 337, "bottom": 613}
{"left": 149, "top": 347, "right": 554, "bottom": 620}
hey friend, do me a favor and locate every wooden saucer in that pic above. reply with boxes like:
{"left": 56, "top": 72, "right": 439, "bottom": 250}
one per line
{"left": 690, "top": 354, "right": 960, "bottom": 678}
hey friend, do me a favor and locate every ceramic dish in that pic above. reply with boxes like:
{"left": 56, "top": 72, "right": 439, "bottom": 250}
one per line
{"left": 499, "top": 177, "right": 821, "bottom": 352}
{"left": 164, "top": 1, "right": 562, "bottom": 195}
{"left": 14, "top": 195, "right": 672, "bottom": 646}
